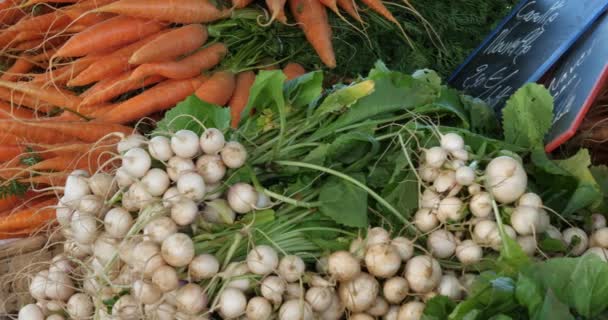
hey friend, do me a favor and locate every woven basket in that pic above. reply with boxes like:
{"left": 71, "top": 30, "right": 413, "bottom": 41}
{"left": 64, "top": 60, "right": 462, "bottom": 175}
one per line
{"left": 0, "top": 235, "right": 61, "bottom": 316}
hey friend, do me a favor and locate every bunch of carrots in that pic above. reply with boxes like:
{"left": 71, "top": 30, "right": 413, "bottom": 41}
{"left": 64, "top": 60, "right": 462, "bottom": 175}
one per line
{"left": 0, "top": 0, "right": 312, "bottom": 238}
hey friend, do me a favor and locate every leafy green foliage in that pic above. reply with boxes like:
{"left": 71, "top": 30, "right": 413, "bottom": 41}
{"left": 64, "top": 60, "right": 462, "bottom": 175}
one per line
{"left": 284, "top": 71, "right": 324, "bottom": 109}
{"left": 155, "top": 95, "right": 230, "bottom": 135}
{"left": 502, "top": 84, "right": 554, "bottom": 149}
{"left": 423, "top": 295, "right": 457, "bottom": 320}
{"left": 0, "top": 180, "right": 28, "bottom": 199}
{"left": 20, "top": 147, "right": 42, "bottom": 166}
{"left": 318, "top": 174, "right": 368, "bottom": 228}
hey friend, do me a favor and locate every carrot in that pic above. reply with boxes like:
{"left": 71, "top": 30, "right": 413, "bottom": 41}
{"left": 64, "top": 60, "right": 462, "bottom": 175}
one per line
{"left": 19, "top": 173, "right": 67, "bottom": 187}
{"left": 228, "top": 71, "right": 255, "bottom": 128}
{"left": 0, "top": 0, "right": 26, "bottom": 27}
{"left": 336, "top": 0, "right": 362, "bottom": 23}
{"left": 128, "top": 43, "right": 227, "bottom": 81}
{"left": 95, "top": 0, "right": 232, "bottom": 23}
{"left": 195, "top": 71, "right": 235, "bottom": 106}
{"left": 359, "top": 0, "right": 398, "bottom": 25}
{"left": 0, "top": 120, "right": 78, "bottom": 144}
{"left": 0, "top": 191, "right": 38, "bottom": 213}
{"left": 66, "top": 30, "right": 167, "bottom": 86}
{"left": 0, "top": 88, "right": 56, "bottom": 113}
{"left": 0, "top": 146, "right": 23, "bottom": 162}
{"left": 232, "top": 0, "right": 254, "bottom": 8}
{"left": 63, "top": 9, "right": 115, "bottom": 27}
{"left": 13, "top": 120, "right": 134, "bottom": 142}
{"left": 95, "top": 76, "right": 206, "bottom": 124}
{"left": 31, "top": 58, "right": 96, "bottom": 86}
{"left": 23, "top": 0, "right": 81, "bottom": 5}
{"left": 14, "top": 34, "right": 68, "bottom": 51}
{"left": 31, "top": 47, "right": 59, "bottom": 62}
{"left": 265, "top": 0, "right": 287, "bottom": 24}
{"left": 68, "top": 0, "right": 117, "bottom": 10}
{"left": 0, "top": 132, "right": 21, "bottom": 145}
{"left": 0, "top": 30, "right": 19, "bottom": 48}
{"left": 129, "top": 24, "right": 208, "bottom": 65}
{"left": 80, "top": 72, "right": 165, "bottom": 106}
{"left": 54, "top": 16, "right": 165, "bottom": 57}
{"left": 289, "top": 0, "right": 336, "bottom": 68}
{"left": 283, "top": 62, "right": 305, "bottom": 80}
{"left": 0, "top": 101, "right": 36, "bottom": 119}
{"left": 1, "top": 57, "right": 34, "bottom": 82}
{"left": 27, "top": 153, "right": 112, "bottom": 173}
{"left": 0, "top": 80, "right": 83, "bottom": 111}
{"left": 8, "top": 11, "right": 71, "bottom": 33}
{"left": 0, "top": 198, "right": 56, "bottom": 232}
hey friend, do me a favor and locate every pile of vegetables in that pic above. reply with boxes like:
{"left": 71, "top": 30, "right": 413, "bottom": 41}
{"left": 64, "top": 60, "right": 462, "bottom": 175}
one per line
{"left": 5, "top": 62, "right": 608, "bottom": 319}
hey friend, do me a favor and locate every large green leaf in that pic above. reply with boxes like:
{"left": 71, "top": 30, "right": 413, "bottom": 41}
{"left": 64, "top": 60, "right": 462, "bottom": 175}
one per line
{"left": 155, "top": 95, "right": 230, "bottom": 135}
{"left": 555, "top": 149, "right": 603, "bottom": 214}
{"left": 283, "top": 71, "right": 323, "bottom": 109}
{"left": 318, "top": 174, "right": 368, "bottom": 228}
{"left": 502, "top": 83, "right": 553, "bottom": 149}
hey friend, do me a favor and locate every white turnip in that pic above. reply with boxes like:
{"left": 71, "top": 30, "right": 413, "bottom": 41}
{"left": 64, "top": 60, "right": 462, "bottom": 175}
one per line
{"left": 305, "top": 286, "right": 333, "bottom": 312}
{"left": 227, "top": 183, "right": 258, "bottom": 214}
{"left": 562, "top": 227, "right": 588, "bottom": 256}
{"left": 162, "top": 233, "right": 195, "bottom": 267}
{"left": 261, "top": 275, "right": 286, "bottom": 305}
{"left": 398, "top": 301, "right": 425, "bottom": 320}
{"left": 433, "top": 170, "right": 456, "bottom": 193}
{"left": 133, "top": 280, "right": 162, "bottom": 304}
{"left": 455, "top": 240, "right": 482, "bottom": 265}
{"left": 177, "top": 171, "right": 206, "bottom": 201}
{"left": 427, "top": 229, "right": 457, "bottom": 259}
{"left": 592, "top": 214, "right": 607, "bottom": 230}
{"left": 142, "top": 168, "right": 171, "bottom": 196}
{"left": 278, "top": 255, "right": 305, "bottom": 282}
{"left": 195, "top": 154, "right": 226, "bottom": 184}
{"left": 247, "top": 245, "right": 279, "bottom": 275}
{"left": 176, "top": 283, "right": 207, "bottom": 314}
{"left": 148, "top": 135, "right": 174, "bottom": 161}
{"left": 436, "top": 197, "right": 463, "bottom": 222}
{"left": 405, "top": 255, "right": 442, "bottom": 293}
{"left": 45, "top": 271, "right": 74, "bottom": 301}
{"left": 144, "top": 216, "right": 178, "bottom": 243}
{"left": 365, "top": 244, "right": 402, "bottom": 278}
{"left": 455, "top": 166, "right": 475, "bottom": 186}
{"left": 166, "top": 156, "right": 195, "bottom": 181}
{"left": 121, "top": 147, "right": 151, "bottom": 178}
{"left": 279, "top": 299, "right": 313, "bottom": 320}
{"left": 517, "top": 192, "right": 542, "bottom": 209}
{"left": 200, "top": 128, "right": 225, "bottom": 154}
{"left": 18, "top": 304, "right": 44, "bottom": 320}
{"left": 414, "top": 208, "right": 439, "bottom": 232}
{"left": 391, "top": 236, "right": 414, "bottom": 261}
{"left": 419, "top": 165, "right": 439, "bottom": 182}
{"left": 437, "top": 274, "right": 462, "bottom": 300}
{"left": 219, "top": 288, "right": 247, "bottom": 318}
{"left": 117, "top": 134, "right": 145, "bottom": 153}
{"left": 591, "top": 227, "right": 608, "bottom": 248}
{"left": 112, "top": 295, "right": 139, "bottom": 319}
{"left": 328, "top": 250, "right": 360, "bottom": 281}
{"left": 189, "top": 254, "right": 219, "bottom": 280}
{"left": 246, "top": 297, "right": 272, "bottom": 320}
{"left": 420, "top": 189, "right": 441, "bottom": 209}
{"left": 424, "top": 147, "right": 447, "bottom": 168}
{"left": 510, "top": 206, "right": 540, "bottom": 235}
{"left": 383, "top": 276, "right": 408, "bottom": 304}
{"left": 171, "top": 198, "right": 199, "bottom": 226}
{"left": 171, "top": 130, "right": 200, "bottom": 158}
{"left": 88, "top": 172, "right": 117, "bottom": 198}
{"left": 338, "top": 272, "right": 379, "bottom": 312}
{"left": 366, "top": 227, "right": 390, "bottom": 247}
{"left": 220, "top": 141, "right": 247, "bottom": 168}
{"left": 104, "top": 207, "right": 133, "bottom": 238}
{"left": 517, "top": 236, "right": 537, "bottom": 256}
{"left": 485, "top": 156, "right": 527, "bottom": 204}
{"left": 201, "top": 199, "right": 235, "bottom": 224}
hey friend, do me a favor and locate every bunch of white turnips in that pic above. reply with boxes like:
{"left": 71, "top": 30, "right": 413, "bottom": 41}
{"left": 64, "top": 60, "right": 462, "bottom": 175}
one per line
{"left": 19, "top": 128, "right": 269, "bottom": 320}
{"left": 415, "top": 132, "right": 608, "bottom": 266}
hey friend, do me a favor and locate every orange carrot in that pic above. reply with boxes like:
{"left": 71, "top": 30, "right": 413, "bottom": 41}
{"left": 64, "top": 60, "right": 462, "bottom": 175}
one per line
{"left": 54, "top": 16, "right": 165, "bottom": 57}
{"left": 129, "top": 24, "right": 208, "bottom": 64}
{"left": 95, "top": 76, "right": 206, "bottom": 124}
{"left": 69, "top": 0, "right": 117, "bottom": 10}
{"left": 0, "top": 120, "right": 78, "bottom": 144}
{"left": 195, "top": 71, "right": 235, "bottom": 106}
{"left": 66, "top": 30, "right": 167, "bottom": 86}
{"left": 289, "top": 0, "right": 336, "bottom": 68}
{"left": 0, "top": 80, "right": 83, "bottom": 110}
{"left": 15, "top": 120, "right": 134, "bottom": 142}
{"left": 283, "top": 62, "right": 306, "bottom": 80}
{"left": 359, "top": 0, "right": 398, "bottom": 25}
{"left": 0, "top": 88, "right": 55, "bottom": 113}
{"left": 0, "top": 132, "right": 21, "bottom": 145}
{"left": 0, "top": 0, "right": 26, "bottom": 27}
{"left": 1, "top": 57, "right": 34, "bottom": 82}
{"left": 19, "top": 173, "right": 68, "bottom": 187}
{"left": 265, "top": 0, "right": 287, "bottom": 24}
{"left": 128, "top": 43, "right": 227, "bottom": 81}
{"left": 8, "top": 11, "right": 72, "bottom": 33}
{"left": 336, "top": 0, "right": 362, "bottom": 22}
{"left": 63, "top": 9, "right": 115, "bottom": 27}
{"left": 0, "top": 101, "right": 36, "bottom": 119}
{"left": 80, "top": 72, "right": 165, "bottom": 106}
{"left": 0, "top": 198, "right": 56, "bottom": 232}
{"left": 31, "top": 48, "right": 59, "bottom": 62}
{"left": 95, "top": 0, "right": 232, "bottom": 23}
{"left": 232, "top": 0, "right": 254, "bottom": 8}
{"left": 229, "top": 71, "right": 255, "bottom": 128}
{"left": 0, "top": 146, "right": 22, "bottom": 162}
{"left": 23, "top": 0, "right": 81, "bottom": 5}
{"left": 0, "top": 191, "right": 38, "bottom": 213}
{"left": 14, "top": 34, "right": 68, "bottom": 51}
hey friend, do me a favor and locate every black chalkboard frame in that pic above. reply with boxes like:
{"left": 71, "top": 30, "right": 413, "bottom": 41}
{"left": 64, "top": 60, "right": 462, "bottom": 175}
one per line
{"left": 545, "top": 65, "right": 608, "bottom": 152}
{"left": 448, "top": 0, "right": 608, "bottom": 107}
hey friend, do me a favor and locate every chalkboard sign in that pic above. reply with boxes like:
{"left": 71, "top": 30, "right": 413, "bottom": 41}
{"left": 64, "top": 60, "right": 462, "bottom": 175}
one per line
{"left": 448, "top": 0, "right": 608, "bottom": 110}
{"left": 544, "top": 12, "right": 608, "bottom": 152}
